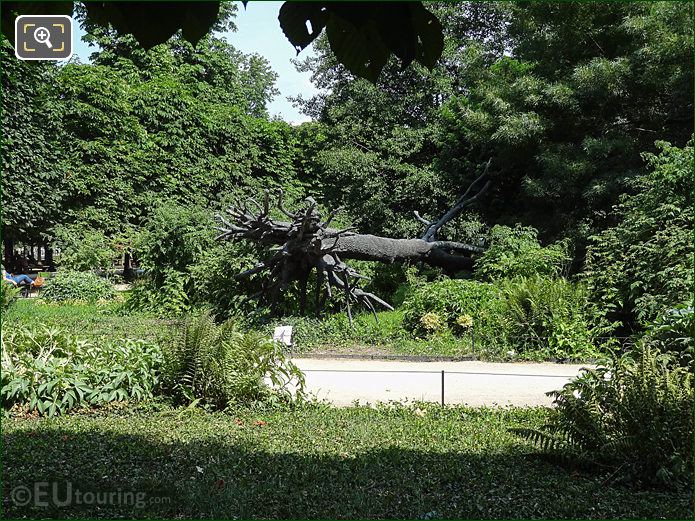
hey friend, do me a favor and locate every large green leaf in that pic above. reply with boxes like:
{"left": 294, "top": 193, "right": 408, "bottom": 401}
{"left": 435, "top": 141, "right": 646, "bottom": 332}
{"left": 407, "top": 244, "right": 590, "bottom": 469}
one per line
{"left": 2, "top": 1, "right": 444, "bottom": 83}
{"left": 84, "top": 1, "right": 222, "bottom": 49}
{"left": 278, "top": 2, "right": 328, "bottom": 53}
{"left": 325, "top": 11, "right": 389, "bottom": 83}
{"left": 278, "top": 1, "right": 445, "bottom": 81}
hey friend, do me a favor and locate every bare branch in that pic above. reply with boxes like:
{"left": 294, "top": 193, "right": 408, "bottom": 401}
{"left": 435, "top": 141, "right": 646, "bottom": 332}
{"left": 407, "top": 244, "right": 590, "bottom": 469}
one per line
{"left": 421, "top": 159, "right": 492, "bottom": 242}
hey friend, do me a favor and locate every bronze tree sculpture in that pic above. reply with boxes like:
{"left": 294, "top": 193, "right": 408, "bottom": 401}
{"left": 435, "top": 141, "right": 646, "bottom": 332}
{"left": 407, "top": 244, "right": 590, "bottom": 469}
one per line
{"left": 216, "top": 162, "right": 490, "bottom": 323}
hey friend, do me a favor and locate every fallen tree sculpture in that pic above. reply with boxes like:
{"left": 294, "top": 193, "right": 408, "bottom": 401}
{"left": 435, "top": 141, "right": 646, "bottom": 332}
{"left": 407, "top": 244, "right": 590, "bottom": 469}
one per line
{"left": 215, "top": 163, "right": 491, "bottom": 322}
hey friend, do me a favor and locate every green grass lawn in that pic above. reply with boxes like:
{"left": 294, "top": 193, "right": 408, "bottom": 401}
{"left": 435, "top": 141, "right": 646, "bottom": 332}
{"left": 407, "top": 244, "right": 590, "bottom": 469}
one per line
{"left": 2, "top": 299, "right": 179, "bottom": 345}
{"left": 3, "top": 403, "right": 691, "bottom": 519}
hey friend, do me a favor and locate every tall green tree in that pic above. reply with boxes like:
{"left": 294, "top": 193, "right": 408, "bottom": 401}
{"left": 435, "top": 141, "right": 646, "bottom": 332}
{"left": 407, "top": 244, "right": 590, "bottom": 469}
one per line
{"left": 438, "top": 1, "right": 693, "bottom": 244}
{"left": 294, "top": 1, "right": 693, "bottom": 254}
{"left": 1, "top": 41, "right": 66, "bottom": 254}
{"left": 55, "top": 28, "right": 299, "bottom": 241}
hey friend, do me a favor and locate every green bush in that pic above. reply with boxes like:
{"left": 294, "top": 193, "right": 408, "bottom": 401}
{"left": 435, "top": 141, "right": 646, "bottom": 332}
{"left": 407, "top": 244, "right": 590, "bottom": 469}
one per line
{"left": 585, "top": 140, "right": 693, "bottom": 329}
{"left": 1, "top": 326, "right": 162, "bottom": 416}
{"left": 41, "top": 271, "right": 116, "bottom": 302}
{"left": 188, "top": 240, "right": 264, "bottom": 319}
{"left": 402, "top": 279, "right": 506, "bottom": 345}
{"left": 124, "top": 269, "right": 191, "bottom": 317}
{"left": 161, "top": 311, "right": 306, "bottom": 408}
{"left": 1, "top": 282, "right": 21, "bottom": 311}
{"left": 512, "top": 344, "right": 693, "bottom": 488}
{"left": 52, "top": 223, "right": 118, "bottom": 272}
{"left": 642, "top": 306, "right": 693, "bottom": 366}
{"left": 134, "top": 203, "right": 216, "bottom": 289}
{"left": 401, "top": 276, "right": 598, "bottom": 360}
{"left": 499, "top": 276, "right": 598, "bottom": 359}
{"left": 476, "top": 225, "right": 570, "bottom": 281}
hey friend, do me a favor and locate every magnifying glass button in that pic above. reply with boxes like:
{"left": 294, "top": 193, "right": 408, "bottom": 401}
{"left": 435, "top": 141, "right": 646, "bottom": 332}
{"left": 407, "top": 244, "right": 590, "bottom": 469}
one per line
{"left": 33, "top": 26, "right": 53, "bottom": 48}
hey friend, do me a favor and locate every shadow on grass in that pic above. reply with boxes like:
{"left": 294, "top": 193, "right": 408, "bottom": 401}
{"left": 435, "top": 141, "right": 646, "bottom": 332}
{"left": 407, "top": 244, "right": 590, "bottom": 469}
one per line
{"left": 3, "top": 423, "right": 692, "bottom": 520}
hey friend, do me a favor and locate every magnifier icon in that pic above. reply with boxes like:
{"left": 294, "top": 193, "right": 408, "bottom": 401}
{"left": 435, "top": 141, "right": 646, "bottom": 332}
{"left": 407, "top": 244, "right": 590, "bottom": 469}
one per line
{"left": 33, "top": 26, "right": 52, "bottom": 48}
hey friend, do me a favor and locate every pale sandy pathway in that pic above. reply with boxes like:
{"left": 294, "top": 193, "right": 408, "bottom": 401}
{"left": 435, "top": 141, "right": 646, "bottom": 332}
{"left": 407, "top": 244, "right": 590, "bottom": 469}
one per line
{"left": 291, "top": 358, "right": 590, "bottom": 407}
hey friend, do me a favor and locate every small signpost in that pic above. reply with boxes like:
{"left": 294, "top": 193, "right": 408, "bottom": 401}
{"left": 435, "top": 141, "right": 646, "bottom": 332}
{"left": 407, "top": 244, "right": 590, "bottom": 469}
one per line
{"left": 273, "top": 325, "right": 293, "bottom": 353}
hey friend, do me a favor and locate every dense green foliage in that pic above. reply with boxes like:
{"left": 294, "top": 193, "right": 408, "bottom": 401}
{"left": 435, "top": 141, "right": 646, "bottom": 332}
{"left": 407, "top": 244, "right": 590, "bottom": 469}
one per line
{"left": 475, "top": 225, "right": 570, "bottom": 281}
{"left": 41, "top": 271, "right": 116, "bottom": 302}
{"left": 161, "top": 311, "right": 305, "bottom": 408}
{"left": 1, "top": 282, "right": 21, "bottom": 311}
{"left": 1, "top": 41, "right": 65, "bottom": 244}
{"left": 1, "top": 326, "right": 161, "bottom": 416}
{"left": 585, "top": 141, "right": 693, "bottom": 330}
{"left": 294, "top": 2, "right": 692, "bottom": 248}
{"left": 643, "top": 307, "right": 694, "bottom": 366}
{"left": 4, "top": 405, "right": 692, "bottom": 519}
{"left": 3, "top": 4, "right": 692, "bottom": 511}
{"left": 401, "top": 276, "right": 597, "bottom": 360}
{"left": 1, "top": 303, "right": 305, "bottom": 416}
{"left": 51, "top": 223, "right": 120, "bottom": 272}
{"left": 513, "top": 344, "right": 693, "bottom": 488}
{"left": 2, "top": 20, "right": 303, "bottom": 248}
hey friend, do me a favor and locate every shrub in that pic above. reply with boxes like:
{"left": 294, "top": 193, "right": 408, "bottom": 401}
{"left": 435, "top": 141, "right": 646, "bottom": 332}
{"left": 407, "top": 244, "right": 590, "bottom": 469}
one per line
{"left": 188, "top": 240, "right": 263, "bottom": 319}
{"left": 402, "top": 276, "right": 598, "bottom": 360}
{"left": 476, "top": 225, "right": 570, "bottom": 281}
{"left": 402, "top": 279, "right": 506, "bottom": 346}
{"left": 161, "top": 311, "right": 305, "bottom": 408}
{"left": 124, "top": 269, "right": 191, "bottom": 317}
{"left": 499, "top": 276, "right": 598, "bottom": 359}
{"left": 642, "top": 305, "right": 693, "bottom": 366}
{"left": 134, "top": 203, "right": 216, "bottom": 290}
{"left": 52, "top": 223, "right": 118, "bottom": 272}
{"left": 41, "top": 271, "right": 116, "bottom": 302}
{"left": 585, "top": 140, "right": 693, "bottom": 330}
{"left": 1, "top": 326, "right": 162, "bottom": 416}
{"left": 1, "top": 282, "right": 21, "bottom": 311}
{"left": 512, "top": 344, "right": 693, "bottom": 488}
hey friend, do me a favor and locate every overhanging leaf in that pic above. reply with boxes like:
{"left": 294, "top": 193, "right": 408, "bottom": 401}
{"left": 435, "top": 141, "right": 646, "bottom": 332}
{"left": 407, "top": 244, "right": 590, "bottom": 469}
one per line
{"left": 278, "top": 1, "right": 328, "bottom": 54}
{"left": 410, "top": 3, "right": 444, "bottom": 69}
{"left": 325, "top": 11, "right": 388, "bottom": 83}
{"left": 84, "top": 1, "right": 221, "bottom": 49}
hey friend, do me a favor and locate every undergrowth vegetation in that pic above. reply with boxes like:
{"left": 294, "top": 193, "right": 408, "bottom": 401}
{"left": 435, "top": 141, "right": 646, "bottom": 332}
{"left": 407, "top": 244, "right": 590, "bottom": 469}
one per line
{"left": 41, "top": 270, "right": 116, "bottom": 303}
{"left": 1, "top": 326, "right": 161, "bottom": 416}
{"left": 512, "top": 344, "right": 693, "bottom": 489}
{"left": 161, "top": 311, "right": 305, "bottom": 409}
{"left": 0, "top": 308, "right": 305, "bottom": 417}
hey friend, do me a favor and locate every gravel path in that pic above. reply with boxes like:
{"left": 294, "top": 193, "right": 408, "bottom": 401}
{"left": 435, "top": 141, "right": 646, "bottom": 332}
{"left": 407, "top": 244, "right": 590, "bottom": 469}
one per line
{"left": 291, "top": 358, "right": 590, "bottom": 407}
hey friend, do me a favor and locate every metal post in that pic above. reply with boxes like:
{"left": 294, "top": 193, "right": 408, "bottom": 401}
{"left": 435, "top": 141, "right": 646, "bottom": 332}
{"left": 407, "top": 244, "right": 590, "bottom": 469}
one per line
{"left": 441, "top": 370, "right": 445, "bottom": 407}
{"left": 471, "top": 325, "right": 475, "bottom": 355}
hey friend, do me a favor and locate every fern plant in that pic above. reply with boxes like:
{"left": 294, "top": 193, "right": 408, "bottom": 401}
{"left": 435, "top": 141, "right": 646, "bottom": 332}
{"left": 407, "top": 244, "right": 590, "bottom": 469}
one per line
{"left": 161, "top": 311, "right": 306, "bottom": 408}
{"left": 511, "top": 344, "right": 693, "bottom": 488}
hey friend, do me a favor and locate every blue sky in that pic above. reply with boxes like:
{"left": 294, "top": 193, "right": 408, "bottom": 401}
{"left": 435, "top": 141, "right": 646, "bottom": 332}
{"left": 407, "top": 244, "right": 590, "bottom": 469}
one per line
{"left": 71, "top": 1, "right": 318, "bottom": 124}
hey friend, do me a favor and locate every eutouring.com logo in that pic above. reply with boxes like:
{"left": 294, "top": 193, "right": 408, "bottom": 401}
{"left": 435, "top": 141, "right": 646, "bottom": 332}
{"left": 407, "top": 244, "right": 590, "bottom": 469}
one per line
{"left": 10, "top": 482, "right": 170, "bottom": 509}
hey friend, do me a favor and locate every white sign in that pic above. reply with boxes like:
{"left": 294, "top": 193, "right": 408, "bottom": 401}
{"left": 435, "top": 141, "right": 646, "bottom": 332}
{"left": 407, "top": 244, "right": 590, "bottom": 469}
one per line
{"left": 273, "top": 325, "right": 293, "bottom": 347}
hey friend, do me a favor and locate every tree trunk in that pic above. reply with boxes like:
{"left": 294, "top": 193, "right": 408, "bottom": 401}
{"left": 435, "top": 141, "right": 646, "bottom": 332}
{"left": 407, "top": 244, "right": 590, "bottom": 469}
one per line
{"left": 3, "top": 236, "right": 13, "bottom": 270}
{"left": 123, "top": 252, "right": 134, "bottom": 281}
{"left": 45, "top": 246, "right": 55, "bottom": 271}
